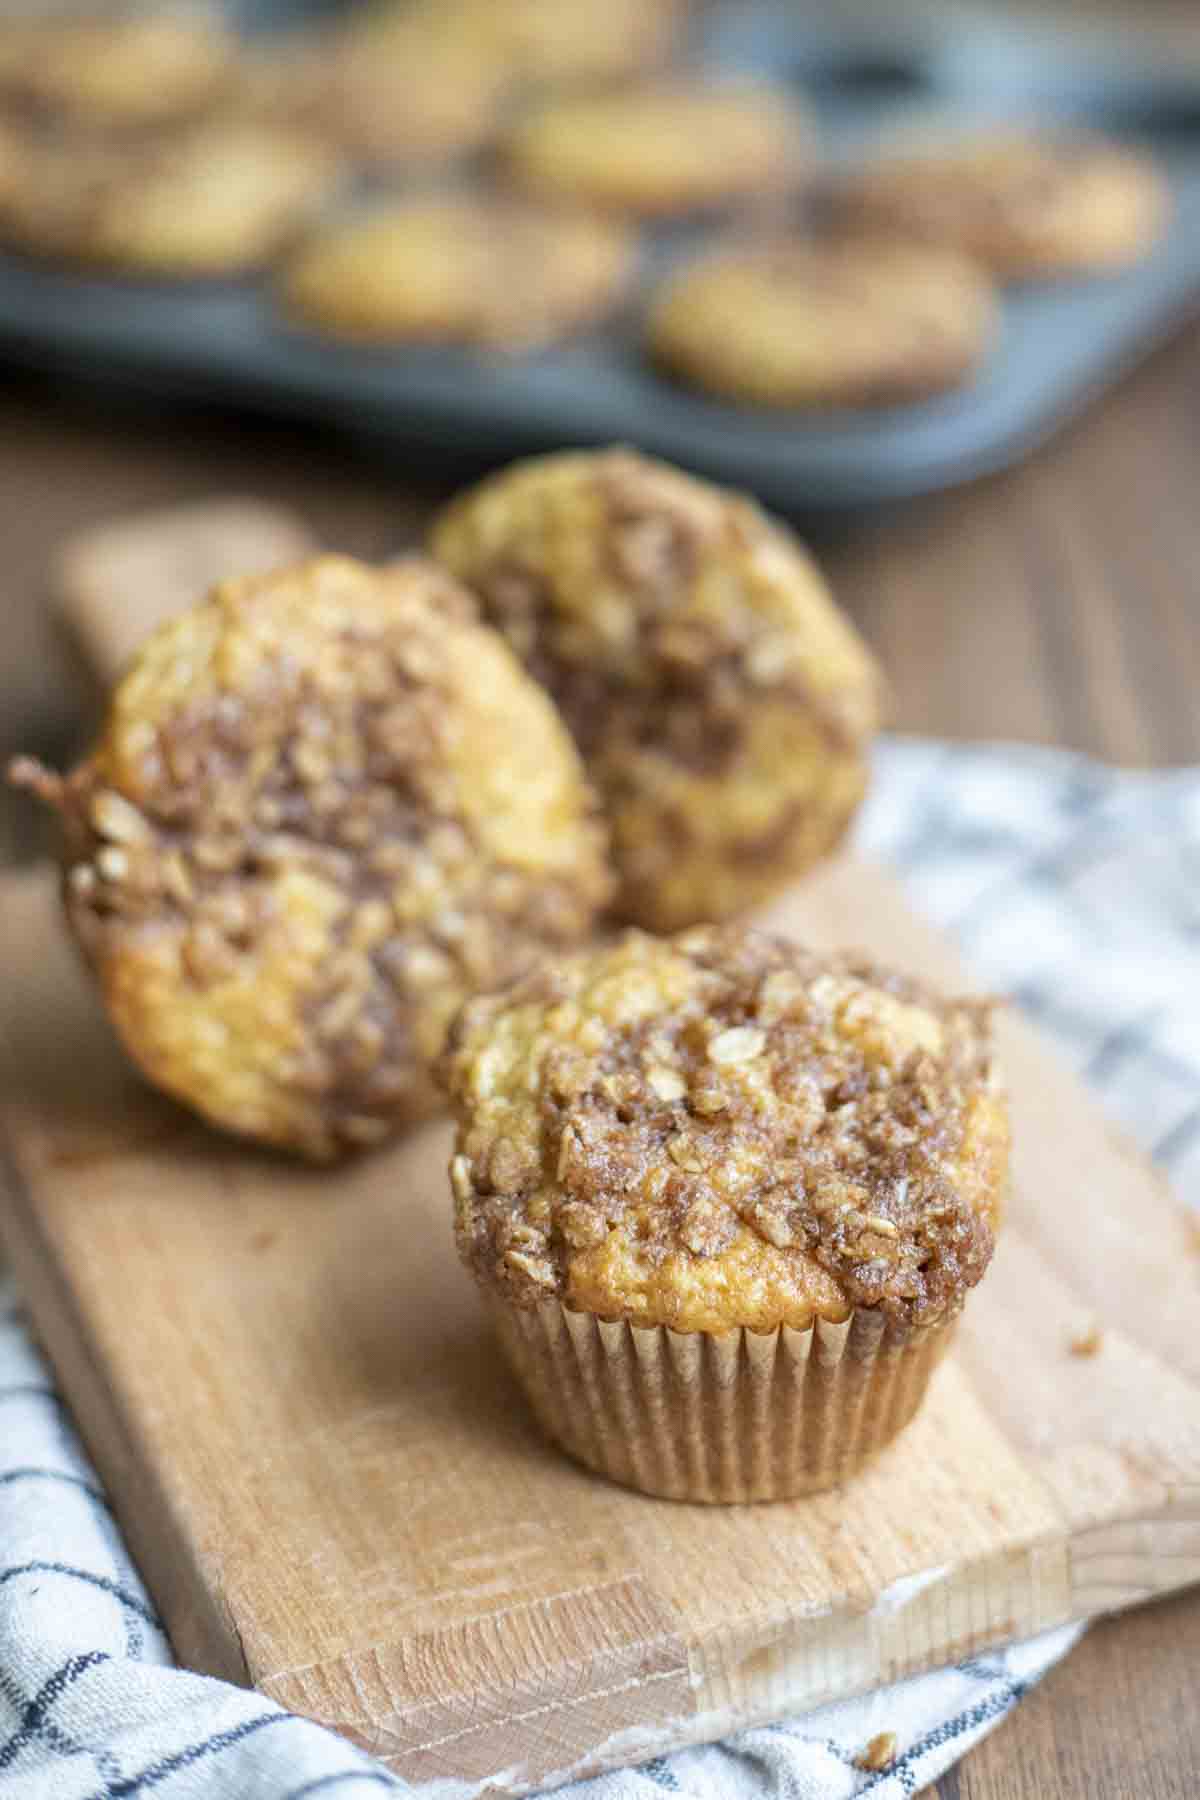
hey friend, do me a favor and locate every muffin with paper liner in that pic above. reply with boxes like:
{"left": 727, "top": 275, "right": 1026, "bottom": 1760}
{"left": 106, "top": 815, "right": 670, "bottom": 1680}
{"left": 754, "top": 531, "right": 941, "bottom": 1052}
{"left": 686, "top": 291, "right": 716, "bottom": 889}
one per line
{"left": 441, "top": 925, "right": 1008, "bottom": 1502}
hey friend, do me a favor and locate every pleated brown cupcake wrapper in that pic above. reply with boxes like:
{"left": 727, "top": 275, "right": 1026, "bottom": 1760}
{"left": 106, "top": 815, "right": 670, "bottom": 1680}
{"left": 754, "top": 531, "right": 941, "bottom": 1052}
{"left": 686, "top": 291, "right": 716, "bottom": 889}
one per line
{"left": 490, "top": 1296, "right": 955, "bottom": 1502}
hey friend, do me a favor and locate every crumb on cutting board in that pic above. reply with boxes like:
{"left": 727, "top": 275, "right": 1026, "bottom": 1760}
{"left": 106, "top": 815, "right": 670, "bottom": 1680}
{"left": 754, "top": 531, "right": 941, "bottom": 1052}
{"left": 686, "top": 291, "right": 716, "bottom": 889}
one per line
{"left": 855, "top": 1729, "right": 898, "bottom": 1772}
{"left": 1069, "top": 1323, "right": 1104, "bottom": 1358}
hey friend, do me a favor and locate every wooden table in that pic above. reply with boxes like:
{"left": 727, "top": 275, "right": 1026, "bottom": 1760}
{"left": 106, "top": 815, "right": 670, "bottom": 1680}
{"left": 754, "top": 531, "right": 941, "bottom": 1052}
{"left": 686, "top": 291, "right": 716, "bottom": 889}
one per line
{"left": 1, "top": 321, "right": 1198, "bottom": 1797}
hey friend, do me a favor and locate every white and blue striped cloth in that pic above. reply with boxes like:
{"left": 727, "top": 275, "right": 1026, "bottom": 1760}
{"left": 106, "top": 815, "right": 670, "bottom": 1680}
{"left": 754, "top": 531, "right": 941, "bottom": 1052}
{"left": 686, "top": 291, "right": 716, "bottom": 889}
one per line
{"left": 2, "top": 739, "right": 1198, "bottom": 1800}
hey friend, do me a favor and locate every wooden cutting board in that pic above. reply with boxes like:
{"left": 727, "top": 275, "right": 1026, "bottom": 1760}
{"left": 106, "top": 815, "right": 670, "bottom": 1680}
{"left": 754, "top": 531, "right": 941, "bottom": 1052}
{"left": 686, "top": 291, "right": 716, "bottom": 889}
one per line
{"left": 1, "top": 860, "right": 1199, "bottom": 1795}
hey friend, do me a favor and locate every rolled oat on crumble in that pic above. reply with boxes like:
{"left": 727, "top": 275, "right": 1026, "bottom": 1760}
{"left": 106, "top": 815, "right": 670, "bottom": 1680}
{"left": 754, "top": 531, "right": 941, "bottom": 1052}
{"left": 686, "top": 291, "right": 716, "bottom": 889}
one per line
{"left": 441, "top": 923, "right": 1008, "bottom": 1333}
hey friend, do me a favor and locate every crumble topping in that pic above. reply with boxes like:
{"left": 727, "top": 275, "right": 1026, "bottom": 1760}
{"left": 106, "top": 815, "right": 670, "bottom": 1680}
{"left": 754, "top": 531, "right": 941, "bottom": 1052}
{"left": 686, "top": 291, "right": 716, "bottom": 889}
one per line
{"left": 442, "top": 925, "right": 1008, "bottom": 1331}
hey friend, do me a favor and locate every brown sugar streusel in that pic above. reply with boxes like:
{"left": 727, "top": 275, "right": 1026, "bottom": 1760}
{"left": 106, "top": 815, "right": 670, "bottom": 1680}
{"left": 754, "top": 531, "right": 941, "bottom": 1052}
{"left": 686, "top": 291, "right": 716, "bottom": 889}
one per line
{"left": 14, "top": 554, "right": 611, "bottom": 1159}
{"left": 431, "top": 449, "right": 884, "bottom": 931}
{"left": 441, "top": 925, "right": 1009, "bottom": 1334}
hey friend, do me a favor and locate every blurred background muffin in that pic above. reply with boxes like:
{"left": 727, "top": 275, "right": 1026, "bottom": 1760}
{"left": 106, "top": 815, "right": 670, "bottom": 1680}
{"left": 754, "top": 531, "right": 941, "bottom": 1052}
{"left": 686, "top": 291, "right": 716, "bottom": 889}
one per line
{"left": 649, "top": 237, "right": 999, "bottom": 406}
{"left": 280, "top": 195, "right": 635, "bottom": 351}
{"left": 500, "top": 79, "right": 815, "bottom": 218}
{"left": 836, "top": 125, "right": 1170, "bottom": 277}
{"left": 0, "top": 0, "right": 1176, "bottom": 458}
{"left": 0, "top": 121, "right": 344, "bottom": 274}
{"left": 422, "top": 0, "right": 685, "bottom": 89}
{"left": 431, "top": 449, "right": 884, "bottom": 930}
{"left": 349, "top": 0, "right": 686, "bottom": 94}
{"left": 0, "top": 11, "right": 233, "bottom": 131}
{"left": 232, "top": 14, "right": 510, "bottom": 170}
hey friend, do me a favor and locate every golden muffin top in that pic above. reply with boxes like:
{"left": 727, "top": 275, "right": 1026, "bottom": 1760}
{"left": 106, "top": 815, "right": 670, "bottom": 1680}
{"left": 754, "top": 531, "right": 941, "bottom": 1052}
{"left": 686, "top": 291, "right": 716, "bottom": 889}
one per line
{"left": 443, "top": 926, "right": 1008, "bottom": 1333}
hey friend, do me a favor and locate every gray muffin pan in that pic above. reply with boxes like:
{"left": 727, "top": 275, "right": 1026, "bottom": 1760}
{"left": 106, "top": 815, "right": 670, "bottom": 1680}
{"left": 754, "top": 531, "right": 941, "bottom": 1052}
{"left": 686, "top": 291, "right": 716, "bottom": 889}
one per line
{"left": 0, "top": 7, "right": 1198, "bottom": 514}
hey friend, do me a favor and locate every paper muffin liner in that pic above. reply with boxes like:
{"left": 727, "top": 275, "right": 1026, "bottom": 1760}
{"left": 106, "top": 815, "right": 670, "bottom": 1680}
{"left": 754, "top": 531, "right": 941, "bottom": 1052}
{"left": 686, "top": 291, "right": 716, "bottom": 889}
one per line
{"left": 490, "top": 1296, "right": 956, "bottom": 1502}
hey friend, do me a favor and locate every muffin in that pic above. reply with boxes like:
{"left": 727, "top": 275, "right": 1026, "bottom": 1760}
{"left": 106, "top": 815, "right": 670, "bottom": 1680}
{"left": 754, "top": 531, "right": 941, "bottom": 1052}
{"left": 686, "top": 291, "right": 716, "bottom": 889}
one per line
{"left": 648, "top": 237, "right": 998, "bottom": 408}
{"left": 0, "top": 123, "right": 343, "bottom": 277}
{"left": 442, "top": 926, "right": 1008, "bottom": 1501}
{"left": 280, "top": 196, "right": 634, "bottom": 352}
{"left": 430, "top": 449, "right": 883, "bottom": 929}
{"left": 233, "top": 22, "right": 509, "bottom": 170}
{"left": 12, "top": 555, "right": 611, "bottom": 1159}
{"left": 837, "top": 126, "right": 1169, "bottom": 278}
{"left": 0, "top": 13, "right": 232, "bottom": 131}
{"left": 397, "top": 0, "right": 684, "bottom": 90}
{"left": 501, "top": 80, "right": 815, "bottom": 218}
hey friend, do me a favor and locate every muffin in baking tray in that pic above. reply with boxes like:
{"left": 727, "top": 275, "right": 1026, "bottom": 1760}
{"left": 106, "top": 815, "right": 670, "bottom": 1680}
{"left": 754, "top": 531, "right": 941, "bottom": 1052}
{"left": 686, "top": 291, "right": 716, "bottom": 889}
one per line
{"left": 501, "top": 80, "right": 816, "bottom": 218}
{"left": 0, "top": 13, "right": 232, "bottom": 131}
{"left": 13, "top": 556, "right": 612, "bottom": 1160}
{"left": 279, "top": 196, "right": 635, "bottom": 352}
{"left": 431, "top": 449, "right": 883, "bottom": 931}
{"left": 836, "top": 125, "right": 1170, "bottom": 279}
{"left": 233, "top": 23, "right": 510, "bottom": 170}
{"left": 0, "top": 123, "right": 344, "bottom": 278}
{"left": 396, "top": 0, "right": 685, "bottom": 90}
{"left": 649, "top": 237, "right": 999, "bottom": 408}
{"left": 442, "top": 925, "right": 1008, "bottom": 1501}
{"left": 237, "top": 0, "right": 683, "bottom": 161}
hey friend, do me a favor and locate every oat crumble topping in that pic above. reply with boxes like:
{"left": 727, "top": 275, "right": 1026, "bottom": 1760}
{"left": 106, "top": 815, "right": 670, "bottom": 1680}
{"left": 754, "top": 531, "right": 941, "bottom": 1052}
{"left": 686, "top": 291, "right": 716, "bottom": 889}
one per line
{"left": 442, "top": 925, "right": 1008, "bottom": 1332}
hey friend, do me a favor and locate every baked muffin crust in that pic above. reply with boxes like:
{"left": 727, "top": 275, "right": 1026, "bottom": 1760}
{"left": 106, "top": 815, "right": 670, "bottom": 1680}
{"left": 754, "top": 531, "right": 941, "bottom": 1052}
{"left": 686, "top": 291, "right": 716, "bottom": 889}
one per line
{"left": 18, "top": 555, "right": 611, "bottom": 1158}
{"left": 431, "top": 449, "right": 883, "bottom": 928}
{"left": 443, "top": 927, "right": 1008, "bottom": 1334}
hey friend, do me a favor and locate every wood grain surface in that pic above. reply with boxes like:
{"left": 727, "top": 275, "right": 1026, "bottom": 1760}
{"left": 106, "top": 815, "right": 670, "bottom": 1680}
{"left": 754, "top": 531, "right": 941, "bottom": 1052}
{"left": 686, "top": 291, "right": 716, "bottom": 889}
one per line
{"left": 1, "top": 854, "right": 1198, "bottom": 1791}
{"left": 1, "top": 313, "right": 1200, "bottom": 1792}
{"left": 56, "top": 495, "right": 316, "bottom": 677}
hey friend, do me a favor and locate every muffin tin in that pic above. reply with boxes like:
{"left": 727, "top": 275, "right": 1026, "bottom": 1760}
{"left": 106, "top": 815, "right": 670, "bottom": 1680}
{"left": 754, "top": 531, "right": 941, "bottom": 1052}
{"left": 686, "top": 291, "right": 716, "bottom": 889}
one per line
{"left": 0, "top": 7, "right": 1198, "bottom": 512}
